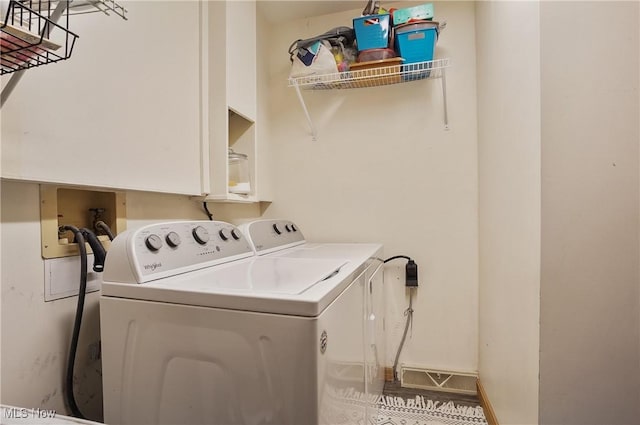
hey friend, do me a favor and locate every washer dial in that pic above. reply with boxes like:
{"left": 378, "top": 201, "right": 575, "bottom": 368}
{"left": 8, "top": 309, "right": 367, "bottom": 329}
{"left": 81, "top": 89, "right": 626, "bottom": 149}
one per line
{"left": 165, "top": 231, "right": 181, "bottom": 248}
{"left": 145, "top": 234, "right": 163, "bottom": 251}
{"left": 192, "top": 226, "right": 210, "bottom": 245}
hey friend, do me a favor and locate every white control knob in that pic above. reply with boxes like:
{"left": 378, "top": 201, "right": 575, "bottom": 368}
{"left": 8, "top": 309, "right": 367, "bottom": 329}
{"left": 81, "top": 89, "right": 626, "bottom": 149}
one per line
{"left": 192, "top": 226, "right": 210, "bottom": 245}
{"left": 231, "top": 229, "right": 241, "bottom": 240}
{"left": 166, "top": 231, "right": 181, "bottom": 248}
{"left": 219, "top": 229, "right": 229, "bottom": 241}
{"left": 145, "top": 234, "right": 163, "bottom": 251}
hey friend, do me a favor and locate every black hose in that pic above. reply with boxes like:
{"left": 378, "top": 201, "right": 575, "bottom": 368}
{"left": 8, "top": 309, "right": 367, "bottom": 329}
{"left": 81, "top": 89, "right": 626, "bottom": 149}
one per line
{"left": 80, "top": 228, "right": 106, "bottom": 273}
{"left": 59, "top": 225, "right": 87, "bottom": 420}
{"left": 94, "top": 220, "right": 115, "bottom": 241}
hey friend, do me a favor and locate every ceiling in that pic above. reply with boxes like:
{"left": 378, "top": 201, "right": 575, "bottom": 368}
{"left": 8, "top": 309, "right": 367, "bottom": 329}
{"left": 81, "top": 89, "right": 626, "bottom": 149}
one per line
{"left": 257, "top": 1, "right": 365, "bottom": 23}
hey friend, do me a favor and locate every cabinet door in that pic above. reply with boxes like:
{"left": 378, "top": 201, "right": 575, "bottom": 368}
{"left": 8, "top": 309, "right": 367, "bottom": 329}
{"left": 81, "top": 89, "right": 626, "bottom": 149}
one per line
{"left": 1, "top": 1, "right": 204, "bottom": 195}
{"left": 226, "top": 0, "right": 256, "bottom": 121}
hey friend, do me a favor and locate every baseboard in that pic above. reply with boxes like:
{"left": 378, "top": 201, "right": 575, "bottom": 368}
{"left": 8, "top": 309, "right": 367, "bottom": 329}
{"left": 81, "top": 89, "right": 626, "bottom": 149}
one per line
{"left": 400, "top": 366, "right": 478, "bottom": 395}
{"left": 476, "top": 379, "right": 499, "bottom": 425}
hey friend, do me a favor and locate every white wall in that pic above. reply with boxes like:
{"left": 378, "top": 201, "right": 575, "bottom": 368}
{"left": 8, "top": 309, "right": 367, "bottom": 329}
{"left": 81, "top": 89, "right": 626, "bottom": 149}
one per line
{"left": 476, "top": 2, "right": 541, "bottom": 424}
{"left": 539, "top": 2, "right": 640, "bottom": 424}
{"left": 263, "top": 1, "right": 479, "bottom": 373}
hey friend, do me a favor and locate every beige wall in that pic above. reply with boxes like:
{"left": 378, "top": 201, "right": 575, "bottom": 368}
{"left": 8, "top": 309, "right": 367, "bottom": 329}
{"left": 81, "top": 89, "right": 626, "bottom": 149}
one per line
{"left": 263, "top": 1, "right": 479, "bottom": 372}
{"left": 539, "top": 2, "right": 640, "bottom": 424}
{"left": 476, "top": 2, "right": 541, "bottom": 424}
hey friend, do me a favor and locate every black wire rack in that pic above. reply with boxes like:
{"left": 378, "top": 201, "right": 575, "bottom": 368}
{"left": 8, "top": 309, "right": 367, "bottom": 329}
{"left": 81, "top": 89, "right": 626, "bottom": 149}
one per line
{"left": 1, "top": 0, "right": 78, "bottom": 75}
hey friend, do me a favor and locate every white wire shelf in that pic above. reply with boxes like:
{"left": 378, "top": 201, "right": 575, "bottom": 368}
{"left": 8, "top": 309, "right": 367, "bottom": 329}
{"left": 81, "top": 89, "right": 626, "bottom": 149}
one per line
{"left": 288, "top": 58, "right": 450, "bottom": 140}
{"left": 17, "top": 0, "right": 128, "bottom": 20}
{"left": 66, "top": 0, "right": 127, "bottom": 19}
{"left": 288, "top": 58, "right": 449, "bottom": 90}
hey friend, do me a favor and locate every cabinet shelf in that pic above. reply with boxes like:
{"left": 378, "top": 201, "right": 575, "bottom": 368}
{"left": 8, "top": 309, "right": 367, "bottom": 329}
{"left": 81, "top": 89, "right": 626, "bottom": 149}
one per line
{"left": 288, "top": 58, "right": 450, "bottom": 140}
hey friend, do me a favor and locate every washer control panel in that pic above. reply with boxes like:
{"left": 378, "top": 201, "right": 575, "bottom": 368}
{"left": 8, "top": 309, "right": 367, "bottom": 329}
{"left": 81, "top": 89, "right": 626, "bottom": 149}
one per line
{"left": 103, "top": 221, "right": 254, "bottom": 284}
{"left": 239, "top": 219, "right": 306, "bottom": 255}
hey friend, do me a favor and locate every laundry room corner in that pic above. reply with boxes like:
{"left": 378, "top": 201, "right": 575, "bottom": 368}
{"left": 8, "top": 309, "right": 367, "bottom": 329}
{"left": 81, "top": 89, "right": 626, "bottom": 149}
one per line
{"left": 260, "top": 0, "right": 480, "bottom": 375}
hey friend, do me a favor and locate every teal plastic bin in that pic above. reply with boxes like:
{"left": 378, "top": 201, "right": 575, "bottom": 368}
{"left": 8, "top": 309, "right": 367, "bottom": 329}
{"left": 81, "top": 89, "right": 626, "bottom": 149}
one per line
{"left": 394, "top": 21, "right": 438, "bottom": 79}
{"left": 392, "top": 3, "right": 434, "bottom": 26}
{"left": 353, "top": 13, "right": 390, "bottom": 51}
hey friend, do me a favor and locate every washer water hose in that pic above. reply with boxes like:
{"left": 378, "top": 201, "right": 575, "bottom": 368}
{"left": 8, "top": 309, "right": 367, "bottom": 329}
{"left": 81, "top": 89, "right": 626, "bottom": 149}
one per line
{"left": 95, "top": 220, "right": 115, "bottom": 241}
{"left": 80, "top": 228, "right": 106, "bottom": 272}
{"left": 60, "top": 222, "right": 115, "bottom": 419}
{"left": 58, "top": 225, "right": 88, "bottom": 419}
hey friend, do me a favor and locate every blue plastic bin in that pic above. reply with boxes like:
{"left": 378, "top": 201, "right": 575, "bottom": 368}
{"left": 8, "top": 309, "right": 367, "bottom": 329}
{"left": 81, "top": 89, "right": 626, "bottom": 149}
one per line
{"left": 353, "top": 13, "right": 390, "bottom": 51}
{"left": 394, "top": 22, "right": 438, "bottom": 79}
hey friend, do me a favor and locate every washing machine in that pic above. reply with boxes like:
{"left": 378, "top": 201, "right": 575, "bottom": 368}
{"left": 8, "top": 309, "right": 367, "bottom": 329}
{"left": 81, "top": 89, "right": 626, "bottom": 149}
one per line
{"left": 239, "top": 219, "right": 386, "bottom": 412}
{"left": 100, "top": 220, "right": 383, "bottom": 425}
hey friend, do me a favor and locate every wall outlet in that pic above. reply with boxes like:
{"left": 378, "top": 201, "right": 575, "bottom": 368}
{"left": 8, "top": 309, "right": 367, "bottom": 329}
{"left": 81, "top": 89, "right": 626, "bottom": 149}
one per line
{"left": 44, "top": 254, "right": 102, "bottom": 301}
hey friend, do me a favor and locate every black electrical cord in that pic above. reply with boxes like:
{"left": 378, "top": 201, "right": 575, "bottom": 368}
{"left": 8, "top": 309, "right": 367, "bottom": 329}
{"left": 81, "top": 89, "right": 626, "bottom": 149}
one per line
{"left": 59, "top": 225, "right": 87, "bottom": 420}
{"left": 94, "top": 220, "right": 115, "bottom": 241}
{"left": 384, "top": 255, "right": 412, "bottom": 263}
{"left": 383, "top": 254, "right": 419, "bottom": 381}
{"left": 203, "top": 202, "right": 214, "bottom": 221}
{"left": 393, "top": 288, "right": 415, "bottom": 381}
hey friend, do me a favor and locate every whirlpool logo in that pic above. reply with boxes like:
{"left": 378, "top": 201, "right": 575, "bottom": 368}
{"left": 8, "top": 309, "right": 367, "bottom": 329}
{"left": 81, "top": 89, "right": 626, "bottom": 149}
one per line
{"left": 143, "top": 262, "right": 162, "bottom": 272}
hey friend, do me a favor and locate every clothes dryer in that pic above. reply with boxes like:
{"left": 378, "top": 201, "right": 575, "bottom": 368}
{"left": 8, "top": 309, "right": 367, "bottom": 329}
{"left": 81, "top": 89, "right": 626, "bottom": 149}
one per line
{"left": 239, "top": 219, "right": 386, "bottom": 412}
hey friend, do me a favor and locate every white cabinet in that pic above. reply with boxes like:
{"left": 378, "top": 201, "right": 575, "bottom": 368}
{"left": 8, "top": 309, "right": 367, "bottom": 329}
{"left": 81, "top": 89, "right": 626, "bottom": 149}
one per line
{"left": 204, "top": 0, "right": 260, "bottom": 203}
{"left": 1, "top": 1, "right": 205, "bottom": 195}
{"left": 226, "top": 0, "right": 257, "bottom": 122}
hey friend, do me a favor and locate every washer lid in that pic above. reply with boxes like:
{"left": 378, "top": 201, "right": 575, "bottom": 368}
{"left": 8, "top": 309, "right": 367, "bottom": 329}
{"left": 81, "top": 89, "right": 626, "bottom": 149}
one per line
{"left": 102, "top": 256, "right": 360, "bottom": 316}
{"left": 146, "top": 257, "right": 347, "bottom": 295}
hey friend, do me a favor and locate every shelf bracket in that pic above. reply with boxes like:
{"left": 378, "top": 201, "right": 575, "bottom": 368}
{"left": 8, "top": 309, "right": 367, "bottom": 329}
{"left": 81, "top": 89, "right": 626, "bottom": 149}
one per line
{"left": 292, "top": 81, "right": 317, "bottom": 141}
{"left": 441, "top": 68, "right": 449, "bottom": 130}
